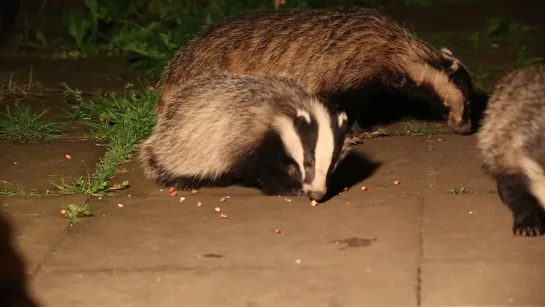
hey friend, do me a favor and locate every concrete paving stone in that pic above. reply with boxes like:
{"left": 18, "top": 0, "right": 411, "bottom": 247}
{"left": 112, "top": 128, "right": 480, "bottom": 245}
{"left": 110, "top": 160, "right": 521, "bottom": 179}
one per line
{"left": 424, "top": 135, "right": 497, "bottom": 194}
{"left": 0, "top": 140, "right": 107, "bottom": 191}
{"left": 31, "top": 266, "right": 417, "bottom": 307}
{"left": 421, "top": 193, "right": 545, "bottom": 306}
{"left": 0, "top": 195, "right": 89, "bottom": 274}
{"left": 30, "top": 190, "right": 422, "bottom": 307}
{"left": 421, "top": 261, "right": 545, "bottom": 307}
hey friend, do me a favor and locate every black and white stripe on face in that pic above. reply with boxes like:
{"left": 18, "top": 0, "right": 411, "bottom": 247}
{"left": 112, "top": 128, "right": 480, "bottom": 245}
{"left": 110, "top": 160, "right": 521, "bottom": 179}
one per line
{"left": 293, "top": 103, "right": 349, "bottom": 197}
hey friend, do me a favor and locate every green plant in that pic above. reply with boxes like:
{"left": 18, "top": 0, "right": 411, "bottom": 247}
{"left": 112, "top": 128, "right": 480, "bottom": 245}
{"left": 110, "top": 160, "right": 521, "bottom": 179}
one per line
{"left": 0, "top": 103, "right": 62, "bottom": 143}
{"left": 448, "top": 187, "right": 472, "bottom": 195}
{"left": 61, "top": 202, "right": 93, "bottom": 224}
{"left": 468, "top": 18, "right": 534, "bottom": 51}
{"left": 54, "top": 84, "right": 158, "bottom": 196}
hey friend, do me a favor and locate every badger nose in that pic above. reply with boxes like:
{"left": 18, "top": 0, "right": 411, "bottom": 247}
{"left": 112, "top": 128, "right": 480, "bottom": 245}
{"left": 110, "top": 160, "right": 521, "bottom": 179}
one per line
{"left": 451, "top": 121, "right": 472, "bottom": 135}
{"left": 308, "top": 191, "right": 326, "bottom": 201}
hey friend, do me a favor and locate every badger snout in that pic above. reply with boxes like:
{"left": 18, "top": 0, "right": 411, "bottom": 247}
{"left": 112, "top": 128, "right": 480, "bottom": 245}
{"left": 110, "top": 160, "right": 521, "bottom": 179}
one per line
{"left": 308, "top": 190, "right": 327, "bottom": 202}
{"left": 450, "top": 120, "right": 472, "bottom": 135}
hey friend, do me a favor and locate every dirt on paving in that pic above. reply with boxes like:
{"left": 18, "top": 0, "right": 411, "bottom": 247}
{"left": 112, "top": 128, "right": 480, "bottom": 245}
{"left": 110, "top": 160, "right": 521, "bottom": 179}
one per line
{"left": 1, "top": 0, "right": 545, "bottom": 306}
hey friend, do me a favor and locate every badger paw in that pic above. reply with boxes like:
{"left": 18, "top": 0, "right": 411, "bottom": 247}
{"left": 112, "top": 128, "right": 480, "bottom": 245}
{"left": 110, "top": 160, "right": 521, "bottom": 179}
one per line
{"left": 512, "top": 212, "right": 545, "bottom": 237}
{"left": 351, "top": 128, "right": 390, "bottom": 144}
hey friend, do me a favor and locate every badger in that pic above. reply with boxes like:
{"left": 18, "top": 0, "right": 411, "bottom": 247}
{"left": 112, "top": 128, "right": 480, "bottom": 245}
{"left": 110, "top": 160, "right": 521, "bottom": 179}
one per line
{"left": 139, "top": 73, "right": 352, "bottom": 201}
{"left": 156, "top": 8, "right": 474, "bottom": 139}
{"left": 477, "top": 64, "right": 545, "bottom": 236}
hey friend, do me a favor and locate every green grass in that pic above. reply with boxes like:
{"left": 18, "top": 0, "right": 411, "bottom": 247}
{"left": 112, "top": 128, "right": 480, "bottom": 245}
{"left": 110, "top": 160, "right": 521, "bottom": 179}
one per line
{"left": 53, "top": 84, "right": 159, "bottom": 196}
{"left": 0, "top": 103, "right": 62, "bottom": 143}
{"left": 11, "top": 0, "right": 509, "bottom": 78}
{"left": 395, "top": 126, "right": 445, "bottom": 136}
{"left": 467, "top": 18, "right": 535, "bottom": 52}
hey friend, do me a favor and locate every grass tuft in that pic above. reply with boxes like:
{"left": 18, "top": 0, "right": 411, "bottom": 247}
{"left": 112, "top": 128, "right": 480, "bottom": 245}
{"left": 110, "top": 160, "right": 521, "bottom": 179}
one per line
{"left": 53, "top": 84, "right": 159, "bottom": 196}
{"left": 0, "top": 103, "right": 62, "bottom": 143}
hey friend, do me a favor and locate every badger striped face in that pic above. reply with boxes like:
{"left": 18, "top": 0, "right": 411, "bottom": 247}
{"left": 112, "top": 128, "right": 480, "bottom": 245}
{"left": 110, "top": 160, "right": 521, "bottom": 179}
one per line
{"left": 293, "top": 102, "right": 350, "bottom": 201}
{"left": 273, "top": 101, "right": 350, "bottom": 201}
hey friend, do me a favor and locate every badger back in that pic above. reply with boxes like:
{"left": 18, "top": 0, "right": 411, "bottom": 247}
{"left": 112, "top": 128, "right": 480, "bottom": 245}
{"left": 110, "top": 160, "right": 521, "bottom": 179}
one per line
{"left": 157, "top": 8, "right": 472, "bottom": 134}
{"left": 477, "top": 64, "right": 545, "bottom": 176}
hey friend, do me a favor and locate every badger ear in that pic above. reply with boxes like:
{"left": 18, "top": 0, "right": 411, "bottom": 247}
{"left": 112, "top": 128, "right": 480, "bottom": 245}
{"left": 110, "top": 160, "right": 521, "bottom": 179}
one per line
{"left": 439, "top": 47, "right": 469, "bottom": 75}
{"left": 295, "top": 108, "right": 311, "bottom": 125}
{"left": 440, "top": 47, "right": 454, "bottom": 57}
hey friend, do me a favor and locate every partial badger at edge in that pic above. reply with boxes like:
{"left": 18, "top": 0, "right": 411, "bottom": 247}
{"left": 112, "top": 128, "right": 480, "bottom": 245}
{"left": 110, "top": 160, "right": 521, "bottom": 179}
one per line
{"left": 477, "top": 64, "right": 545, "bottom": 236}
{"left": 139, "top": 73, "right": 353, "bottom": 202}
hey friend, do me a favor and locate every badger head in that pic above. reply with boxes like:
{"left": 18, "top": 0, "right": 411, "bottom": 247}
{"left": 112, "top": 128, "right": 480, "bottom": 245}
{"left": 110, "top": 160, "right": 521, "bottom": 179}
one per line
{"left": 439, "top": 47, "right": 474, "bottom": 135}
{"left": 289, "top": 104, "right": 351, "bottom": 202}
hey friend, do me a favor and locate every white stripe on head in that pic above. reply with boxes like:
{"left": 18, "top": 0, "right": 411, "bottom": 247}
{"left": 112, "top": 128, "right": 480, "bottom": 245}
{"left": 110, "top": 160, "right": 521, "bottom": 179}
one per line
{"left": 309, "top": 100, "right": 335, "bottom": 194}
{"left": 273, "top": 115, "right": 306, "bottom": 182}
{"left": 296, "top": 109, "right": 311, "bottom": 124}
{"left": 338, "top": 112, "right": 348, "bottom": 127}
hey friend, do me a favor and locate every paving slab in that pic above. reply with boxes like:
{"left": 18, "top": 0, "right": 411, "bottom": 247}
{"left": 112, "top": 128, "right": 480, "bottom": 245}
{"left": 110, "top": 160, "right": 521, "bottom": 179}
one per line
{"left": 0, "top": 195, "right": 89, "bottom": 274}
{"left": 0, "top": 140, "right": 106, "bottom": 192}
{"left": 30, "top": 186, "right": 422, "bottom": 307}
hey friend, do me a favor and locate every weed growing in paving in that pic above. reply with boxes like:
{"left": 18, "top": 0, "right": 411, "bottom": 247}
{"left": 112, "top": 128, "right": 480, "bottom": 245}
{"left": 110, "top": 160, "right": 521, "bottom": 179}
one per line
{"left": 0, "top": 182, "right": 40, "bottom": 196}
{"left": 0, "top": 103, "right": 62, "bottom": 143}
{"left": 448, "top": 187, "right": 472, "bottom": 195}
{"left": 61, "top": 202, "right": 93, "bottom": 225}
{"left": 395, "top": 126, "right": 445, "bottom": 136}
{"left": 54, "top": 84, "right": 158, "bottom": 196}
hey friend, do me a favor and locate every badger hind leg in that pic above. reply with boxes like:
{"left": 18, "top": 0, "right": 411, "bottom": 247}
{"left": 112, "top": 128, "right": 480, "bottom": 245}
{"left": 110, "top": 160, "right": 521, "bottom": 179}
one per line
{"left": 349, "top": 122, "right": 389, "bottom": 144}
{"left": 496, "top": 174, "right": 545, "bottom": 236}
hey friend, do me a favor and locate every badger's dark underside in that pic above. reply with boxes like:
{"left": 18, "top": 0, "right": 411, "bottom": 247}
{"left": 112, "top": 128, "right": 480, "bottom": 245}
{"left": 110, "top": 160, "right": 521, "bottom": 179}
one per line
{"left": 495, "top": 173, "right": 545, "bottom": 236}
{"left": 150, "top": 132, "right": 306, "bottom": 197}
{"left": 327, "top": 75, "right": 453, "bottom": 142}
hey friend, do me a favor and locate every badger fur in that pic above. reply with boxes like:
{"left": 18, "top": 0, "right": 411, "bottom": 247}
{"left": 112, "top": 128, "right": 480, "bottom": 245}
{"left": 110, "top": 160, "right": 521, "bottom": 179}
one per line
{"left": 477, "top": 64, "right": 545, "bottom": 236}
{"left": 157, "top": 8, "right": 474, "bottom": 137}
{"left": 139, "top": 73, "right": 352, "bottom": 201}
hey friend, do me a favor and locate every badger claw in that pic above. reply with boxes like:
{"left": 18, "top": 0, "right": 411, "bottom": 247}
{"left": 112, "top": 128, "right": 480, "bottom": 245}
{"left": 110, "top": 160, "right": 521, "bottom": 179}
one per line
{"left": 512, "top": 212, "right": 545, "bottom": 237}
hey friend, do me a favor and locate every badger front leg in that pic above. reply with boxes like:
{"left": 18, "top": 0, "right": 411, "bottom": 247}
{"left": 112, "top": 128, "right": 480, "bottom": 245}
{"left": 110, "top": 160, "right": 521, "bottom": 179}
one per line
{"left": 496, "top": 174, "right": 545, "bottom": 236}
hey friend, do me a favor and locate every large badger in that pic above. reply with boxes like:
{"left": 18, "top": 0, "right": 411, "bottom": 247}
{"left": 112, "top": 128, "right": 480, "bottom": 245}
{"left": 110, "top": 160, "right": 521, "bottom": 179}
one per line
{"left": 139, "top": 73, "right": 352, "bottom": 201}
{"left": 477, "top": 64, "right": 545, "bottom": 236}
{"left": 157, "top": 8, "right": 474, "bottom": 139}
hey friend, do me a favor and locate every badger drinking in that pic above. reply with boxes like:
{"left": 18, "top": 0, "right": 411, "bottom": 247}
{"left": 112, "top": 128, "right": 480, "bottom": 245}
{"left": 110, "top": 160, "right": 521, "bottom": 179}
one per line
{"left": 157, "top": 8, "right": 474, "bottom": 138}
{"left": 139, "top": 73, "right": 352, "bottom": 201}
{"left": 477, "top": 64, "right": 545, "bottom": 236}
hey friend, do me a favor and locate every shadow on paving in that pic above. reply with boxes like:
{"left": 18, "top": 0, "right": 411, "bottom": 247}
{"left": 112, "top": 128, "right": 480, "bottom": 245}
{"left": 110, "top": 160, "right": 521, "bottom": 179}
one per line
{"left": 0, "top": 210, "right": 41, "bottom": 307}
